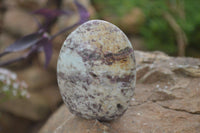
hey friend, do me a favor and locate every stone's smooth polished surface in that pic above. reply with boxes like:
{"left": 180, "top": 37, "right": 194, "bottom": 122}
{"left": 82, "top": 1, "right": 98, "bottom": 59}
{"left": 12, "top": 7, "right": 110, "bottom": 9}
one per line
{"left": 57, "top": 20, "right": 136, "bottom": 121}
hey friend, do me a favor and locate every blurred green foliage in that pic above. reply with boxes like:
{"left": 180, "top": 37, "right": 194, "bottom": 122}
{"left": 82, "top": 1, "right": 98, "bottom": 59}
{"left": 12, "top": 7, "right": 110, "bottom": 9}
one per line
{"left": 92, "top": 0, "right": 200, "bottom": 55}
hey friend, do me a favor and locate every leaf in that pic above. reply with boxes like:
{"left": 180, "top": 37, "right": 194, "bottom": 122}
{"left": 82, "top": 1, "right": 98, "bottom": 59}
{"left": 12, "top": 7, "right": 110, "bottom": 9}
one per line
{"left": 0, "top": 51, "right": 9, "bottom": 58}
{"left": 4, "top": 32, "right": 43, "bottom": 53}
{"left": 0, "top": 40, "right": 42, "bottom": 67}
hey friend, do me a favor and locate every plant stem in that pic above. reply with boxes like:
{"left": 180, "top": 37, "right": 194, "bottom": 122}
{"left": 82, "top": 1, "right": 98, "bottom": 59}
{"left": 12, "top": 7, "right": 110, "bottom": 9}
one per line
{"left": 163, "top": 12, "right": 187, "bottom": 56}
{"left": 51, "top": 22, "right": 81, "bottom": 40}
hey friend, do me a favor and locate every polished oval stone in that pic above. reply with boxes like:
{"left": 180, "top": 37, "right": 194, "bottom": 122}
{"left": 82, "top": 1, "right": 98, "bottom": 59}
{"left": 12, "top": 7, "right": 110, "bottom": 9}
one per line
{"left": 57, "top": 20, "right": 136, "bottom": 121}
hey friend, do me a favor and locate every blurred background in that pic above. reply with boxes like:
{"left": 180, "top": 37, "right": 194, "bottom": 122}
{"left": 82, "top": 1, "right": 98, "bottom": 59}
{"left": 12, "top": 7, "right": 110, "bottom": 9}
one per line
{"left": 91, "top": 0, "right": 200, "bottom": 57}
{"left": 0, "top": 0, "right": 199, "bottom": 133}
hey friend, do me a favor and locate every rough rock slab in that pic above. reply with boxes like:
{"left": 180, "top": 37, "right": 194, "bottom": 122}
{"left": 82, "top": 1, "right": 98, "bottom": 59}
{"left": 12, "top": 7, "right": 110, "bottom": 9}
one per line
{"left": 39, "top": 51, "right": 200, "bottom": 133}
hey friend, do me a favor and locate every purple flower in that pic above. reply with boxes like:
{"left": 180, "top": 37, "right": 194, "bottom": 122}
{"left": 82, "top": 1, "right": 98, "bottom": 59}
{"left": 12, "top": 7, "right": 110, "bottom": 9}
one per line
{"left": 0, "top": 0, "right": 89, "bottom": 67}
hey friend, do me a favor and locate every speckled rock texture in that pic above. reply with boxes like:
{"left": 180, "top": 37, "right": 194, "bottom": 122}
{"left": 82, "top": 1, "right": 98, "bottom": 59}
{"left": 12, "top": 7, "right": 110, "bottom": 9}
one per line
{"left": 57, "top": 20, "right": 136, "bottom": 121}
{"left": 40, "top": 51, "right": 200, "bottom": 133}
